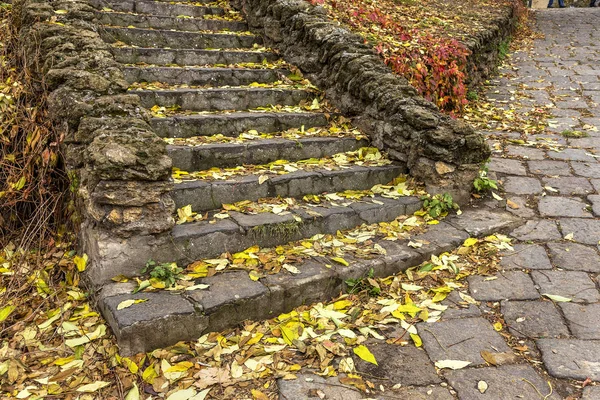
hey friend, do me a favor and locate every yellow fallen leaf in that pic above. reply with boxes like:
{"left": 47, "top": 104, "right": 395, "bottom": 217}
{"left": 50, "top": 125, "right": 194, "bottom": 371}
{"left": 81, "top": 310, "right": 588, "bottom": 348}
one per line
{"left": 353, "top": 345, "right": 377, "bottom": 365}
{"left": 0, "top": 305, "right": 15, "bottom": 322}
{"left": 331, "top": 257, "right": 349, "bottom": 267}
{"left": 251, "top": 389, "right": 269, "bottom": 400}
{"left": 73, "top": 254, "right": 88, "bottom": 272}
{"left": 65, "top": 324, "right": 106, "bottom": 347}
{"left": 463, "top": 238, "right": 478, "bottom": 247}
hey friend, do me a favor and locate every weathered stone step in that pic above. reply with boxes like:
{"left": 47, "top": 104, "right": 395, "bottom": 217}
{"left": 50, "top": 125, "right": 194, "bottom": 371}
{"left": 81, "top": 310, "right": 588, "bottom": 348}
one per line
{"left": 172, "top": 164, "right": 406, "bottom": 212}
{"left": 100, "top": 27, "right": 261, "bottom": 50}
{"left": 168, "top": 136, "right": 370, "bottom": 170}
{"left": 112, "top": 47, "right": 278, "bottom": 66}
{"left": 99, "top": 207, "right": 523, "bottom": 355}
{"left": 132, "top": 87, "right": 316, "bottom": 112}
{"left": 170, "top": 195, "right": 422, "bottom": 263}
{"left": 151, "top": 111, "right": 330, "bottom": 138}
{"left": 91, "top": 0, "right": 224, "bottom": 18}
{"left": 123, "top": 66, "right": 288, "bottom": 86}
{"left": 97, "top": 11, "right": 248, "bottom": 32}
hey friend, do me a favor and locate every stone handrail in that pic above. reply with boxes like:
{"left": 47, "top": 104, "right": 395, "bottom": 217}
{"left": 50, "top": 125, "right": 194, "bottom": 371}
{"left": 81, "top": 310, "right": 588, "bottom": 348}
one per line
{"left": 235, "top": 0, "right": 492, "bottom": 203}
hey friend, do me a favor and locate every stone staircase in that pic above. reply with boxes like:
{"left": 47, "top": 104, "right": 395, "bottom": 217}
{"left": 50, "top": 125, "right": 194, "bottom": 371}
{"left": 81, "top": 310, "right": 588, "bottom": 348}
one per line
{"left": 89, "top": 0, "right": 503, "bottom": 355}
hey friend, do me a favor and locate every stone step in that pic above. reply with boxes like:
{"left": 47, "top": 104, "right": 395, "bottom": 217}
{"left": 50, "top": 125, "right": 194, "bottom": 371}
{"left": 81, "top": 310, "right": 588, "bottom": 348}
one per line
{"left": 100, "top": 27, "right": 261, "bottom": 50}
{"left": 170, "top": 195, "right": 422, "bottom": 263}
{"left": 112, "top": 47, "right": 279, "bottom": 66}
{"left": 172, "top": 164, "right": 406, "bottom": 211}
{"left": 97, "top": 11, "right": 248, "bottom": 32}
{"left": 132, "top": 87, "right": 316, "bottom": 112}
{"left": 100, "top": 207, "right": 523, "bottom": 354}
{"left": 168, "top": 136, "right": 370, "bottom": 170}
{"left": 123, "top": 66, "right": 288, "bottom": 86}
{"left": 151, "top": 111, "right": 330, "bottom": 138}
{"left": 91, "top": 0, "right": 225, "bottom": 18}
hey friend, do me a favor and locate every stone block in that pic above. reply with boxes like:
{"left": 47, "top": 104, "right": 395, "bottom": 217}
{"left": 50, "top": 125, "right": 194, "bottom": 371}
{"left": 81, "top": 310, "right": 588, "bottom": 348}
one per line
{"left": 417, "top": 317, "right": 511, "bottom": 366}
{"left": 532, "top": 270, "right": 600, "bottom": 303}
{"left": 445, "top": 365, "right": 560, "bottom": 400}
{"left": 537, "top": 339, "right": 600, "bottom": 380}
{"left": 468, "top": 271, "right": 539, "bottom": 301}
{"left": 547, "top": 242, "right": 600, "bottom": 273}
{"left": 499, "top": 244, "right": 552, "bottom": 270}
{"left": 501, "top": 300, "right": 569, "bottom": 338}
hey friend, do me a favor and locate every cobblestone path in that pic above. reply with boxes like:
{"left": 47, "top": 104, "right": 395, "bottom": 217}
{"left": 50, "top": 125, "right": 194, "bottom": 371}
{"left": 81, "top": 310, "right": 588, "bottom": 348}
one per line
{"left": 280, "top": 9, "right": 600, "bottom": 400}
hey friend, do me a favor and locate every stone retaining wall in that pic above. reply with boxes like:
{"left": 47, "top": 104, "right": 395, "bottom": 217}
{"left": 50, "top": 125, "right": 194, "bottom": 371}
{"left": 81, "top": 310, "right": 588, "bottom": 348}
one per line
{"left": 13, "top": 0, "right": 174, "bottom": 285}
{"left": 463, "top": 4, "right": 519, "bottom": 89}
{"left": 235, "top": 0, "right": 491, "bottom": 203}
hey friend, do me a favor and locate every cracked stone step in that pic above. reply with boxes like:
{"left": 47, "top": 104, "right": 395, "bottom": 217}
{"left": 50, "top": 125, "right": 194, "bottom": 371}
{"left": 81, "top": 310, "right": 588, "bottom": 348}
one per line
{"left": 151, "top": 111, "right": 329, "bottom": 138}
{"left": 170, "top": 195, "right": 422, "bottom": 262}
{"left": 172, "top": 164, "right": 407, "bottom": 211}
{"left": 98, "top": 209, "right": 515, "bottom": 355}
{"left": 97, "top": 11, "right": 248, "bottom": 32}
{"left": 112, "top": 47, "right": 279, "bottom": 66}
{"left": 168, "top": 136, "right": 370, "bottom": 170}
{"left": 123, "top": 66, "right": 289, "bottom": 86}
{"left": 100, "top": 27, "right": 261, "bottom": 49}
{"left": 91, "top": 0, "right": 224, "bottom": 18}
{"left": 132, "top": 87, "right": 315, "bottom": 112}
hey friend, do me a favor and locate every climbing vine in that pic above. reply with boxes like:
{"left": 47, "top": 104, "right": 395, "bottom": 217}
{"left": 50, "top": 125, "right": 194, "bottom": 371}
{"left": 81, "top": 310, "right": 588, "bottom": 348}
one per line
{"left": 309, "top": 0, "right": 517, "bottom": 115}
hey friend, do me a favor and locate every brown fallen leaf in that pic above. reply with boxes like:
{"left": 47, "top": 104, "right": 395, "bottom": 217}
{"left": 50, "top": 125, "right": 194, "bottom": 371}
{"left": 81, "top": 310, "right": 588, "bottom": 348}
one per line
{"left": 506, "top": 199, "right": 520, "bottom": 209}
{"left": 480, "top": 350, "right": 518, "bottom": 366}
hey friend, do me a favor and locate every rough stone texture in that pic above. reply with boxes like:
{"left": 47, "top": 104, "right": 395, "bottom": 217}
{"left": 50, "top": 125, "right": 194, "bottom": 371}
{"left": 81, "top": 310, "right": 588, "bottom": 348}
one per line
{"left": 440, "top": 291, "right": 481, "bottom": 320}
{"left": 188, "top": 271, "right": 270, "bottom": 333}
{"left": 559, "top": 218, "right": 600, "bottom": 245}
{"left": 447, "top": 208, "right": 522, "bottom": 237}
{"left": 537, "top": 339, "right": 600, "bottom": 380}
{"left": 532, "top": 270, "right": 600, "bottom": 303}
{"left": 510, "top": 220, "right": 562, "bottom": 241}
{"left": 583, "top": 386, "right": 600, "bottom": 400}
{"left": 418, "top": 317, "right": 511, "bottom": 366}
{"left": 547, "top": 242, "right": 600, "bottom": 273}
{"left": 528, "top": 160, "right": 572, "bottom": 176}
{"left": 589, "top": 194, "right": 600, "bottom": 216}
{"left": 277, "top": 374, "right": 363, "bottom": 400}
{"left": 501, "top": 300, "right": 569, "bottom": 338}
{"left": 468, "top": 271, "right": 540, "bottom": 301}
{"left": 100, "top": 291, "right": 208, "bottom": 355}
{"left": 488, "top": 157, "right": 527, "bottom": 176}
{"left": 236, "top": 0, "right": 492, "bottom": 201}
{"left": 445, "top": 365, "right": 560, "bottom": 400}
{"left": 352, "top": 343, "right": 440, "bottom": 386}
{"left": 14, "top": 0, "right": 174, "bottom": 289}
{"left": 543, "top": 176, "right": 594, "bottom": 195}
{"left": 499, "top": 244, "right": 552, "bottom": 270}
{"left": 572, "top": 162, "right": 600, "bottom": 178}
{"left": 538, "top": 196, "right": 593, "bottom": 218}
{"left": 503, "top": 176, "right": 543, "bottom": 195}
{"left": 559, "top": 303, "right": 600, "bottom": 339}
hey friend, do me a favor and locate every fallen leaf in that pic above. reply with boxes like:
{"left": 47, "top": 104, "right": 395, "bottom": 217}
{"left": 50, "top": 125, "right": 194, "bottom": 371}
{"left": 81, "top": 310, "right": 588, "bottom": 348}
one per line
{"left": 478, "top": 380, "right": 488, "bottom": 394}
{"left": 434, "top": 360, "right": 471, "bottom": 370}
{"left": 76, "top": 381, "right": 111, "bottom": 393}
{"left": 542, "top": 293, "right": 571, "bottom": 302}
{"left": 353, "top": 345, "right": 377, "bottom": 365}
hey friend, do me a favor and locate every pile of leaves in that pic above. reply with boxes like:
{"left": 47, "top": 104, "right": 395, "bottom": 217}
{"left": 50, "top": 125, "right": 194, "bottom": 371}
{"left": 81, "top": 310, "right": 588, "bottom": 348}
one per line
{"left": 0, "top": 3, "right": 69, "bottom": 244}
{"left": 309, "top": 0, "right": 525, "bottom": 114}
{"left": 1, "top": 228, "right": 514, "bottom": 399}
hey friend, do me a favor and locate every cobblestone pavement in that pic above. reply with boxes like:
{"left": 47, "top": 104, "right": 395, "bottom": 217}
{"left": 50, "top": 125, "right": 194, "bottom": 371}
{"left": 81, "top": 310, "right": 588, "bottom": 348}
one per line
{"left": 279, "top": 9, "right": 600, "bottom": 400}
